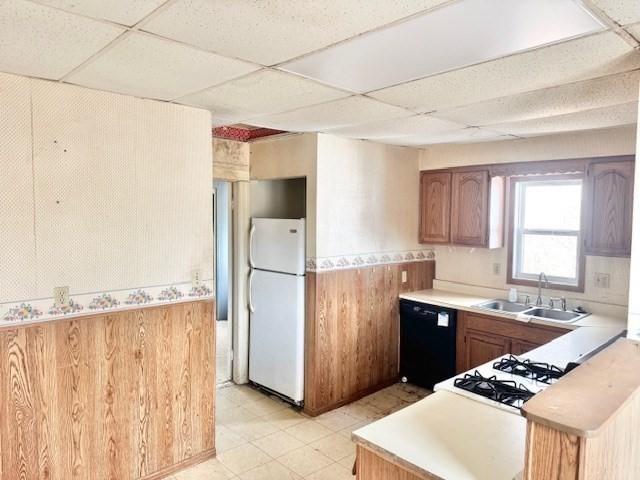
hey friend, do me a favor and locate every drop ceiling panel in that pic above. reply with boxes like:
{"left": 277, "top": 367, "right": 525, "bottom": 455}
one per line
{"left": 34, "top": 0, "right": 167, "bottom": 26}
{"left": 383, "top": 127, "right": 512, "bottom": 146}
{"left": 281, "top": 0, "right": 604, "bottom": 93}
{"left": 249, "top": 96, "right": 412, "bottom": 132}
{"left": 66, "top": 33, "right": 259, "bottom": 101}
{"left": 435, "top": 71, "right": 640, "bottom": 126}
{"left": 176, "top": 69, "right": 349, "bottom": 124}
{"left": 488, "top": 102, "right": 638, "bottom": 136}
{"left": 141, "top": 0, "right": 450, "bottom": 66}
{"left": 0, "top": 0, "right": 125, "bottom": 80}
{"left": 326, "top": 114, "right": 466, "bottom": 140}
{"left": 590, "top": 0, "right": 640, "bottom": 25}
{"left": 370, "top": 32, "right": 640, "bottom": 113}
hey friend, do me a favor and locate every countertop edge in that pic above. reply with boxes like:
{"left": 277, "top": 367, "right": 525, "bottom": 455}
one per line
{"left": 399, "top": 290, "right": 626, "bottom": 331}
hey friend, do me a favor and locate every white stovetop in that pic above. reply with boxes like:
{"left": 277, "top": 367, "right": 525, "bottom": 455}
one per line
{"left": 353, "top": 288, "right": 627, "bottom": 480}
{"left": 434, "top": 354, "right": 551, "bottom": 415}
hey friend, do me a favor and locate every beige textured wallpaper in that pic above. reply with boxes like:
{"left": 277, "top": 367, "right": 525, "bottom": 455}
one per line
{"left": 0, "top": 73, "right": 213, "bottom": 312}
{"left": 419, "top": 125, "right": 637, "bottom": 169}
{"left": 316, "top": 134, "right": 425, "bottom": 259}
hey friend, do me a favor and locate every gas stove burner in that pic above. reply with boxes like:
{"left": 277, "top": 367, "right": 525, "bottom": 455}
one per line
{"left": 492, "top": 355, "right": 564, "bottom": 384}
{"left": 453, "top": 370, "right": 535, "bottom": 409}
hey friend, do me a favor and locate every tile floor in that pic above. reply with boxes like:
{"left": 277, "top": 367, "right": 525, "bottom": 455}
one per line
{"left": 169, "top": 382, "right": 430, "bottom": 480}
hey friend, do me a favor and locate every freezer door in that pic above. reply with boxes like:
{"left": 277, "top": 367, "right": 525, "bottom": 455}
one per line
{"left": 249, "top": 269, "right": 305, "bottom": 402}
{"left": 250, "top": 218, "right": 305, "bottom": 275}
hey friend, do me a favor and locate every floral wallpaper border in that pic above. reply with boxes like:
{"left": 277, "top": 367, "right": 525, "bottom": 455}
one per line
{"left": 306, "top": 249, "right": 435, "bottom": 272}
{"left": 0, "top": 280, "right": 214, "bottom": 326}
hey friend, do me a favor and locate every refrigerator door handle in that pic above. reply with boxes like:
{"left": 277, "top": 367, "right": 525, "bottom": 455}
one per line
{"left": 248, "top": 269, "right": 255, "bottom": 313}
{"left": 249, "top": 224, "right": 256, "bottom": 269}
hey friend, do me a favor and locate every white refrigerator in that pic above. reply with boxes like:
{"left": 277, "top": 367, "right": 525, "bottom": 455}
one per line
{"left": 249, "top": 218, "right": 305, "bottom": 404}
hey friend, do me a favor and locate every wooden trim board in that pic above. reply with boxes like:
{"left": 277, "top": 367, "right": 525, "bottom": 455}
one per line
{"left": 304, "top": 261, "right": 435, "bottom": 416}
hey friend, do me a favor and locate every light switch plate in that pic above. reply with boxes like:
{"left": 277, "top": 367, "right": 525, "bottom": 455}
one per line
{"left": 594, "top": 272, "right": 610, "bottom": 289}
{"left": 191, "top": 269, "right": 202, "bottom": 288}
{"left": 54, "top": 286, "right": 69, "bottom": 306}
{"left": 401, "top": 270, "right": 408, "bottom": 283}
{"left": 492, "top": 263, "right": 501, "bottom": 275}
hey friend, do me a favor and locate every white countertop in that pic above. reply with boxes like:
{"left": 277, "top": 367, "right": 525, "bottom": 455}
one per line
{"left": 352, "top": 288, "right": 627, "bottom": 480}
{"left": 353, "top": 390, "right": 526, "bottom": 480}
{"left": 399, "top": 289, "right": 627, "bottom": 330}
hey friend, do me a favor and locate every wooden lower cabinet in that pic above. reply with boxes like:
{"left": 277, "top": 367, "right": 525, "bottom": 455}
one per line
{"left": 305, "top": 261, "right": 435, "bottom": 416}
{"left": 456, "top": 311, "right": 566, "bottom": 372}
{"left": 511, "top": 339, "right": 543, "bottom": 356}
{"left": 356, "top": 446, "right": 434, "bottom": 480}
{"left": 465, "top": 330, "right": 511, "bottom": 369}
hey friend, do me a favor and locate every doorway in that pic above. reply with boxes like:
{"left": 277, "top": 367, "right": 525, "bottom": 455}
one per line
{"left": 213, "top": 180, "right": 233, "bottom": 385}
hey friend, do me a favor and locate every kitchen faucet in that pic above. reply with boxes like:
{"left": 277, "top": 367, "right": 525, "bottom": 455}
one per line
{"left": 536, "top": 272, "right": 549, "bottom": 306}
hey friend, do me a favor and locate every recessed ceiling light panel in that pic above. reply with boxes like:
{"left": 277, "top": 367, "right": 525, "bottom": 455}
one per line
{"left": 280, "top": 0, "right": 605, "bottom": 93}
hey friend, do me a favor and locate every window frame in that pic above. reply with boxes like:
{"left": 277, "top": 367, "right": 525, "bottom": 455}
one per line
{"left": 507, "top": 174, "right": 586, "bottom": 293}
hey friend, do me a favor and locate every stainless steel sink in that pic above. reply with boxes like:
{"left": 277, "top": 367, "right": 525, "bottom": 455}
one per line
{"left": 476, "top": 299, "right": 531, "bottom": 313}
{"left": 474, "top": 299, "right": 590, "bottom": 323}
{"left": 524, "top": 308, "right": 581, "bottom": 322}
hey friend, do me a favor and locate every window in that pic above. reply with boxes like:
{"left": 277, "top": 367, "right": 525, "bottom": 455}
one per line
{"left": 509, "top": 176, "right": 584, "bottom": 290}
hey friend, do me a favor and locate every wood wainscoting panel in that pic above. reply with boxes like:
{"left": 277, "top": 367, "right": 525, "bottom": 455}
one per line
{"left": 0, "top": 300, "right": 215, "bottom": 480}
{"left": 305, "top": 261, "right": 435, "bottom": 416}
{"left": 356, "top": 446, "right": 435, "bottom": 480}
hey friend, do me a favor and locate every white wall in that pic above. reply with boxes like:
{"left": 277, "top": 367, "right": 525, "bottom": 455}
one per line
{"left": 316, "top": 134, "right": 424, "bottom": 259}
{"left": 420, "top": 125, "right": 637, "bottom": 169}
{"left": 250, "top": 133, "right": 317, "bottom": 257}
{"left": 0, "top": 72, "right": 213, "bottom": 316}
{"left": 421, "top": 127, "right": 636, "bottom": 311}
{"left": 250, "top": 133, "right": 431, "bottom": 268}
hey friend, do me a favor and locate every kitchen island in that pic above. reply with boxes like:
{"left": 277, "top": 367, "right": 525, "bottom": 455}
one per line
{"left": 352, "top": 289, "right": 628, "bottom": 480}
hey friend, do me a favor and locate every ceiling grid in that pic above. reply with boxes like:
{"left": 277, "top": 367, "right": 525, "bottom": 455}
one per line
{"left": 0, "top": 0, "right": 637, "bottom": 146}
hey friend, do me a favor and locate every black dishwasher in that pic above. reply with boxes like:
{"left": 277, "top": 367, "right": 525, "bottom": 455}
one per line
{"left": 400, "top": 299, "right": 457, "bottom": 389}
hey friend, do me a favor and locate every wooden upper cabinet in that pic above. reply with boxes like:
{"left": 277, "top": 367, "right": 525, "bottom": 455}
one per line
{"left": 419, "top": 171, "right": 451, "bottom": 243}
{"left": 450, "top": 171, "right": 504, "bottom": 248}
{"left": 584, "top": 159, "right": 634, "bottom": 257}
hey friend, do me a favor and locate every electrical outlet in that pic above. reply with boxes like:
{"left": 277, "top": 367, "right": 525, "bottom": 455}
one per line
{"left": 401, "top": 270, "right": 408, "bottom": 283}
{"left": 191, "top": 269, "right": 202, "bottom": 288}
{"left": 594, "top": 272, "right": 610, "bottom": 289}
{"left": 54, "top": 286, "right": 69, "bottom": 306}
{"left": 492, "top": 263, "right": 501, "bottom": 275}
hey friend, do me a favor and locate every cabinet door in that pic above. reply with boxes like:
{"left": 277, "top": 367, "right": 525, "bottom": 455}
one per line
{"left": 464, "top": 330, "right": 510, "bottom": 371}
{"left": 420, "top": 172, "right": 451, "bottom": 243}
{"left": 511, "top": 339, "right": 541, "bottom": 356}
{"left": 585, "top": 160, "right": 634, "bottom": 257}
{"left": 451, "top": 171, "right": 489, "bottom": 246}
